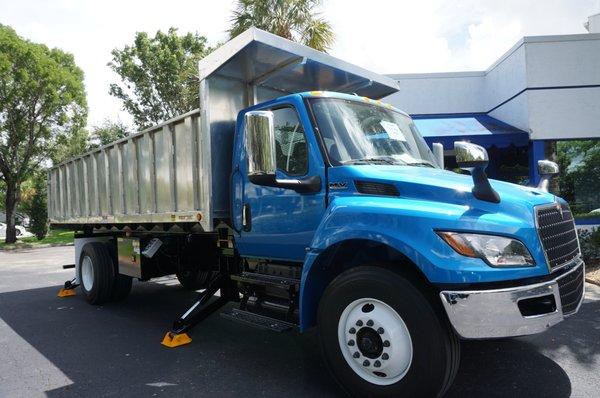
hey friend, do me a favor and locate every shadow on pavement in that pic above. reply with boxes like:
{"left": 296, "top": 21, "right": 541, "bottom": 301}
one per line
{"left": 1, "top": 281, "right": 599, "bottom": 397}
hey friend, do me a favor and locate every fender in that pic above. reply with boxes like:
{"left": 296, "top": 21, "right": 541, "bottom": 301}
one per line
{"left": 298, "top": 195, "right": 547, "bottom": 331}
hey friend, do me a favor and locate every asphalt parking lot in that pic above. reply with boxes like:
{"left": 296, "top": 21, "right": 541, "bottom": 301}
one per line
{"left": 1, "top": 246, "right": 599, "bottom": 397}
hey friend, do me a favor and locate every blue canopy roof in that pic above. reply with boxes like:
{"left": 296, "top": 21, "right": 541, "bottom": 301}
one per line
{"left": 412, "top": 114, "right": 530, "bottom": 149}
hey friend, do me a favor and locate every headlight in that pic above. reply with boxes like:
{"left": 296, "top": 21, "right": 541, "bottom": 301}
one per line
{"left": 437, "top": 232, "right": 534, "bottom": 267}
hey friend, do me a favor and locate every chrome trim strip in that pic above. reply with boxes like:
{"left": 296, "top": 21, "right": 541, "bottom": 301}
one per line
{"left": 440, "top": 260, "right": 585, "bottom": 339}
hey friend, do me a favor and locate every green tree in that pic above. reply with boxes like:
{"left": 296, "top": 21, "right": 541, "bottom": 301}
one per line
{"left": 51, "top": 127, "right": 90, "bottom": 164}
{"left": 90, "top": 119, "right": 130, "bottom": 147}
{"left": 556, "top": 140, "right": 600, "bottom": 215}
{"left": 109, "top": 28, "right": 212, "bottom": 130}
{"left": 0, "top": 24, "right": 87, "bottom": 243}
{"left": 20, "top": 172, "right": 47, "bottom": 240}
{"left": 229, "top": 0, "right": 334, "bottom": 52}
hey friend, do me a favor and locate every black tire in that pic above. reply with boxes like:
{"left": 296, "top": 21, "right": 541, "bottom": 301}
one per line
{"left": 176, "top": 269, "right": 215, "bottom": 290}
{"left": 15, "top": 229, "right": 21, "bottom": 236}
{"left": 112, "top": 274, "right": 133, "bottom": 301}
{"left": 103, "top": 240, "right": 133, "bottom": 302}
{"left": 78, "top": 242, "right": 115, "bottom": 305}
{"left": 317, "top": 266, "right": 460, "bottom": 398}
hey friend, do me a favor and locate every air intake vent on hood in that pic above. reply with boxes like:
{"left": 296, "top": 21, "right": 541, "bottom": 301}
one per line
{"left": 354, "top": 181, "right": 399, "bottom": 196}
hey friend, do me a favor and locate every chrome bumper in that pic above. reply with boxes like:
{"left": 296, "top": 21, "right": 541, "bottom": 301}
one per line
{"left": 440, "top": 261, "right": 585, "bottom": 339}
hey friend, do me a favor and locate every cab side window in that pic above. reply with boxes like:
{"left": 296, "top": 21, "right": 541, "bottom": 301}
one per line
{"left": 272, "top": 107, "right": 308, "bottom": 176}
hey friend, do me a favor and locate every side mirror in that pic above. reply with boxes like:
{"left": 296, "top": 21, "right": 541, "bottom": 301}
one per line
{"left": 454, "top": 141, "right": 500, "bottom": 203}
{"left": 244, "top": 110, "right": 321, "bottom": 193}
{"left": 245, "top": 110, "right": 277, "bottom": 181}
{"left": 537, "top": 160, "right": 559, "bottom": 192}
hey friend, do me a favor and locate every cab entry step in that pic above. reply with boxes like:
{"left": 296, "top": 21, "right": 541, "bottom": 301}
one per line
{"left": 220, "top": 308, "right": 297, "bottom": 332}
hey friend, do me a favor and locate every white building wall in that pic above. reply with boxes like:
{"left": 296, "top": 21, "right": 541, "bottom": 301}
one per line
{"left": 488, "top": 92, "right": 529, "bottom": 132}
{"left": 385, "top": 72, "right": 485, "bottom": 115}
{"left": 528, "top": 87, "right": 600, "bottom": 140}
{"left": 525, "top": 35, "right": 600, "bottom": 87}
{"left": 385, "top": 33, "right": 600, "bottom": 141}
{"left": 483, "top": 43, "right": 527, "bottom": 111}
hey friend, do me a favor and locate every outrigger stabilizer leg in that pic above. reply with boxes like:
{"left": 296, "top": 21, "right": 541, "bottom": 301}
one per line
{"left": 57, "top": 277, "right": 79, "bottom": 298}
{"left": 161, "top": 274, "right": 233, "bottom": 348}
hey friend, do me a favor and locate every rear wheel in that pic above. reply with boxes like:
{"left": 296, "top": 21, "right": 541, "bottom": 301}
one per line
{"left": 317, "top": 266, "right": 460, "bottom": 397}
{"left": 78, "top": 242, "right": 115, "bottom": 304}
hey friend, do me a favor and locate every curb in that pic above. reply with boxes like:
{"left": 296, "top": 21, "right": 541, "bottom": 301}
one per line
{"left": 585, "top": 277, "right": 600, "bottom": 287}
{"left": 0, "top": 243, "right": 74, "bottom": 252}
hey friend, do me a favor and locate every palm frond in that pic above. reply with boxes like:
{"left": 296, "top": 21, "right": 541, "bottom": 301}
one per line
{"left": 228, "top": 0, "right": 334, "bottom": 51}
{"left": 301, "top": 17, "right": 335, "bottom": 52}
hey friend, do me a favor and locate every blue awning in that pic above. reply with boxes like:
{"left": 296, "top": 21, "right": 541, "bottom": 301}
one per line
{"left": 412, "top": 114, "right": 530, "bottom": 149}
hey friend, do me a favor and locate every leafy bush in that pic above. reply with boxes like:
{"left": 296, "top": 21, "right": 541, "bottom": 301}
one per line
{"left": 577, "top": 227, "right": 600, "bottom": 264}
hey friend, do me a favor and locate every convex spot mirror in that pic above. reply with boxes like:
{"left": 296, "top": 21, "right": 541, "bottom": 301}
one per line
{"left": 454, "top": 141, "right": 500, "bottom": 203}
{"left": 455, "top": 141, "right": 489, "bottom": 170}
{"left": 537, "top": 160, "right": 559, "bottom": 192}
{"left": 538, "top": 159, "right": 559, "bottom": 176}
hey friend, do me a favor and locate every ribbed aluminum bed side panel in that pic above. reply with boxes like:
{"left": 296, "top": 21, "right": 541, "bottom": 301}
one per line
{"left": 47, "top": 110, "right": 219, "bottom": 230}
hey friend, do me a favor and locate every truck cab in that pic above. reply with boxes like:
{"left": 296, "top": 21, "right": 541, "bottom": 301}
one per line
{"left": 49, "top": 29, "right": 584, "bottom": 397}
{"left": 230, "top": 90, "right": 584, "bottom": 394}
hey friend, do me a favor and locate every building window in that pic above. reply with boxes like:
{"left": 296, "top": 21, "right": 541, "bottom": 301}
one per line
{"left": 554, "top": 139, "right": 600, "bottom": 221}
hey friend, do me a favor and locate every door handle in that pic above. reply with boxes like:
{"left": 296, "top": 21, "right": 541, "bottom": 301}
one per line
{"left": 242, "top": 203, "right": 251, "bottom": 232}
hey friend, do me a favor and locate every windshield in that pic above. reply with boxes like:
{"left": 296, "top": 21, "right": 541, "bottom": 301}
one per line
{"left": 309, "top": 98, "right": 439, "bottom": 167}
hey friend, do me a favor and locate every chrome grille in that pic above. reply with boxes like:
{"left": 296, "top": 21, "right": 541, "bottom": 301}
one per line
{"left": 536, "top": 202, "right": 580, "bottom": 271}
{"left": 557, "top": 263, "right": 584, "bottom": 315}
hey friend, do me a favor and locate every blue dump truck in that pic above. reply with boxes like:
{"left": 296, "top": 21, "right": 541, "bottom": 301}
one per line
{"left": 48, "top": 29, "right": 584, "bottom": 397}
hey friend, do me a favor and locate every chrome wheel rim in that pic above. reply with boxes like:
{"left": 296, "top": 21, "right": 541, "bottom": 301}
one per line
{"left": 337, "top": 298, "right": 413, "bottom": 385}
{"left": 81, "top": 256, "right": 94, "bottom": 291}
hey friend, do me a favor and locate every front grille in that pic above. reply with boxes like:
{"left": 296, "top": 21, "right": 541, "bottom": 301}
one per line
{"left": 557, "top": 263, "right": 584, "bottom": 315}
{"left": 536, "top": 203, "right": 580, "bottom": 271}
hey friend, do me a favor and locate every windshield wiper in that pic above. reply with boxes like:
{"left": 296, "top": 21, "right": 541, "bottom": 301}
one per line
{"left": 405, "top": 161, "right": 436, "bottom": 168}
{"left": 342, "top": 157, "right": 400, "bottom": 165}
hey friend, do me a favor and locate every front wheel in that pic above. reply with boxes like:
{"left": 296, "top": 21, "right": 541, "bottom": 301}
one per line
{"left": 317, "top": 266, "right": 460, "bottom": 397}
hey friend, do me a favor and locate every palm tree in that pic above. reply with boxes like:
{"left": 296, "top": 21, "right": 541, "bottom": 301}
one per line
{"left": 229, "top": 0, "right": 334, "bottom": 52}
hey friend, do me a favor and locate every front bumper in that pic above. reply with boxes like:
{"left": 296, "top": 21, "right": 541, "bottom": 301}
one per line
{"left": 440, "top": 260, "right": 585, "bottom": 339}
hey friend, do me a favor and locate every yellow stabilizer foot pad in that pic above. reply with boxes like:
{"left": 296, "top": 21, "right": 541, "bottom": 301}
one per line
{"left": 161, "top": 332, "right": 192, "bottom": 348}
{"left": 57, "top": 288, "right": 76, "bottom": 297}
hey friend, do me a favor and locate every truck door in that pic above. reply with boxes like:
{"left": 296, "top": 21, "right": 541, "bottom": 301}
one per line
{"left": 232, "top": 102, "right": 327, "bottom": 262}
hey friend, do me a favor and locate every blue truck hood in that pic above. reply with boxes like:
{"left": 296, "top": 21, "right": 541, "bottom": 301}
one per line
{"left": 329, "top": 165, "right": 557, "bottom": 219}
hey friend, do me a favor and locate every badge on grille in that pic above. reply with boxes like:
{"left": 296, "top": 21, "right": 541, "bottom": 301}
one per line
{"left": 556, "top": 203, "right": 564, "bottom": 220}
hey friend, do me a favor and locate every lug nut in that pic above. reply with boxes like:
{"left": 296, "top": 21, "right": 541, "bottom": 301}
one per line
{"left": 348, "top": 340, "right": 355, "bottom": 346}
{"left": 383, "top": 340, "right": 390, "bottom": 347}
{"left": 377, "top": 327, "right": 384, "bottom": 334}
{"left": 363, "top": 360, "right": 370, "bottom": 367}
{"left": 353, "top": 352, "right": 360, "bottom": 358}
{"left": 382, "top": 353, "right": 389, "bottom": 360}
{"left": 349, "top": 327, "right": 356, "bottom": 334}
{"left": 356, "top": 320, "right": 363, "bottom": 327}
{"left": 366, "top": 319, "right": 374, "bottom": 327}
{"left": 374, "top": 360, "right": 381, "bottom": 368}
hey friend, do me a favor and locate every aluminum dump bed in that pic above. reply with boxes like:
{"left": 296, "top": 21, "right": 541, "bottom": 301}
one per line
{"left": 48, "top": 28, "right": 399, "bottom": 231}
{"left": 48, "top": 110, "right": 211, "bottom": 227}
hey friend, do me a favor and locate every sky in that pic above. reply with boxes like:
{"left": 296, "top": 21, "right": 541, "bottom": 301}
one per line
{"left": 1, "top": 0, "right": 599, "bottom": 128}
